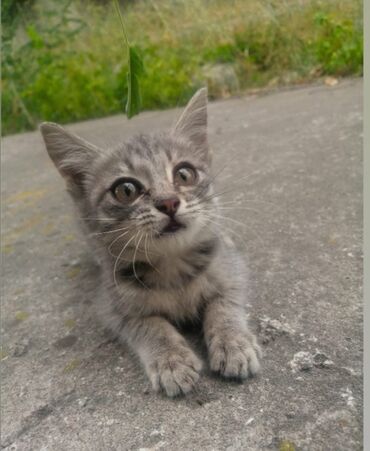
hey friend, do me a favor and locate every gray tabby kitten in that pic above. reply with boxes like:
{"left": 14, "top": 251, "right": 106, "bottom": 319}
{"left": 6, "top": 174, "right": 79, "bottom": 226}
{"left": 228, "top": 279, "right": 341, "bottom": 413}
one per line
{"left": 40, "top": 89, "right": 261, "bottom": 397}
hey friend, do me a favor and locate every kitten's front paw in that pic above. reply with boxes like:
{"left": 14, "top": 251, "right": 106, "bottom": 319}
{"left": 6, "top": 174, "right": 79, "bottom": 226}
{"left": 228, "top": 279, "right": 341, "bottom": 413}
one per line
{"left": 146, "top": 347, "right": 202, "bottom": 397}
{"left": 208, "top": 333, "right": 261, "bottom": 379}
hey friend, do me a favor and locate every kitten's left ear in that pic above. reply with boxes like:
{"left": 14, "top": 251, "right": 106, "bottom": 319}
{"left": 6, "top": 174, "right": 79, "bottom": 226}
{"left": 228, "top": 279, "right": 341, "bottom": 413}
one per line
{"left": 40, "top": 122, "right": 100, "bottom": 196}
{"left": 173, "top": 88, "right": 210, "bottom": 161}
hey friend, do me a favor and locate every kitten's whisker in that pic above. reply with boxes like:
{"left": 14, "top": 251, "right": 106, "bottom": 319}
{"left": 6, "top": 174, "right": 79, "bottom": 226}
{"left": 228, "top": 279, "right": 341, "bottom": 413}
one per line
{"left": 201, "top": 216, "right": 252, "bottom": 251}
{"left": 197, "top": 189, "right": 236, "bottom": 204}
{"left": 113, "top": 233, "right": 137, "bottom": 288}
{"left": 193, "top": 204, "right": 259, "bottom": 216}
{"left": 192, "top": 166, "right": 265, "bottom": 202}
{"left": 217, "top": 206, "right": 262, "bottom": 215}
{"left": 144, "top": 233, "right": 161, "bottom": 274}
{"left": 81, "top": 216, "right": 153, "bottom": 222}
{"left": 132, "top": 232, "right": 149, "bottom": 290}
{"left": 201, "top": 212, "right": 265, "bottom": 248}
{"left": 208, "top": 162, "right": 231, "bottom": 184}
{"left": 108, "top": 231, "right": 131, "bottom": 257}
{"left": 92, "top": 225, "right": 131, "bottom": 236}
{"left": 197, "top": 215, "right": 246, "bottom": 251}
{"left": 80, "top": 217, "right": 111, "bottom": 221}
{"left": 211, "top": 155, "right": 264, "bottom": 183}
{"left": 192, "top": 189, "right": 276, "bottom": 209}
{"left": 222, "top": 168, "right": 262, "bottom": 185}
{"left": 204, "top": 181, "right": 275, "bottom": 202}
{"left": 215, "top": 199, "right": 276, "bottom": 207}
{"left": 210, "top": 167, "right": 266, "bottom": 187}
{"left": 149, "top": 229, "right": 162, "bottom": 255}
{"left": 202, "top": 212, "right": 247, "bottom": 228}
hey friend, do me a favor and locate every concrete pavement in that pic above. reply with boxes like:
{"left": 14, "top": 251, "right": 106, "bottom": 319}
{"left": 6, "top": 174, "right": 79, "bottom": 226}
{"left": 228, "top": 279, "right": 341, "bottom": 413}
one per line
{"left": 1, "top": 79, "right": 363, "bottom": 450}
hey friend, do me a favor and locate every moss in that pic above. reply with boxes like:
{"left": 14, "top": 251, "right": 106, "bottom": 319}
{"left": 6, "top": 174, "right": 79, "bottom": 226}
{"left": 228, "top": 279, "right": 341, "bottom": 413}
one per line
{"left": 279, "top": 440, "right": 296, "bottom": 451}
{"left": 15, "top": 311, "right": 30, "bottom": 322}
{"left": 66, "top": 267, "right": 81, "bottom": 279}
{"left": 63, "top": 359, "right": 81, "bottom": 373}
{"left": 1, "top": 245, "right": 14, "bottom": 255}
{"left": 64, "top": 319, "right": 77, "bottom": 330}
{"left": 0, "top": 348, "right": 9, "bottom": 360}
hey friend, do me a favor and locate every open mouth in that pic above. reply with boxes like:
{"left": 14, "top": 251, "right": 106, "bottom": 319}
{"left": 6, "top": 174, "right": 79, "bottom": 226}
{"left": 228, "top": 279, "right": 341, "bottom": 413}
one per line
{"left": 160, "top": 218, "right": 186, "bottom": 236}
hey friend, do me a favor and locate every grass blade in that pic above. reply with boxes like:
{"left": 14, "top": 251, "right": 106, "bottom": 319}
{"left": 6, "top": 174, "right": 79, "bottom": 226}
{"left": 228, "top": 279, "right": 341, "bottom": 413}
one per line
{"left": 113, "top": 0, "right": 144, "bottom": 119}
{"left": 126, "top": 46, "right": 144, "bottom": 118}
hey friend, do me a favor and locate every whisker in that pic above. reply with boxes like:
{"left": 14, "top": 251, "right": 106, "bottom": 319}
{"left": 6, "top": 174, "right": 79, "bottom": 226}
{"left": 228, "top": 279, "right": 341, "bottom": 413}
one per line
{"left": 113, "top": 233, "right": 138, "bottom": 288}
{"left": 108, "top": 230, "right": 131, "bottom": 257}
{"left": 201, "top": 212, "right": 265, "bottom": 248}
{"left": 198, "top": 189, "right": 236, "bottom": 203}
{"left": 132, "top": 232, "right": 149, "bottom": 290}
{"left": 201, "top": 216, "right": 254, "bottom": 251}
{"left": 208, "top": 162, "right": 231, "bottom": 184}
{"left": 205, "top": 212, "right": 254, "bottom": 228}
{"left": 144, "top": 233, "right": 161, "bottom": 274}
{"left": 214, "top": 199, "right": 276, "bottom": 207}
{"left": 91, "top": 225, "right": 131, "bottom": 236}
{"left": 81, "top": 215, "right": 154, "bottom": 222}
{"left": 217, "top": 206, "right": 262, "bottom": 215}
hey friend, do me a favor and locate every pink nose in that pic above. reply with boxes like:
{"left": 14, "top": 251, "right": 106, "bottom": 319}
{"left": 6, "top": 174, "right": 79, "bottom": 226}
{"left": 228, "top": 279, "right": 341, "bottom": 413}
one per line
{"left": 155, "top": 197, "right": 180, "bottom": 217}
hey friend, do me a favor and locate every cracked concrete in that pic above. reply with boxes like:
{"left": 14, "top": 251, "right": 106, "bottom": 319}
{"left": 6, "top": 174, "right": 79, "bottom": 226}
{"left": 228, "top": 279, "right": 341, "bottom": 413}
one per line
{"left": 1, "top": 79, "right": 363, "bottom": 450}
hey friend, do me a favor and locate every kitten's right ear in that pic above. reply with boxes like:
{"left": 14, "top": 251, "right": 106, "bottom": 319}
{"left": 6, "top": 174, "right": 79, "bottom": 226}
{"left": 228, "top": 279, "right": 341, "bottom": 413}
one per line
{"left": 173, "top": 88, "right": 209, "bottom": 160}
{"left": 40, "top": 122, "right": 100, "bottom": 190}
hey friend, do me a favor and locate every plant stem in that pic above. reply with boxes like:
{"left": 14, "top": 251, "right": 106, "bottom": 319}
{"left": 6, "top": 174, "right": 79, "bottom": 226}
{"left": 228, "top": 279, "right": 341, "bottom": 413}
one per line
{"left": 113, "top": 0, "right": 132, "bottom": 116}
{"left": 9, "top": 80, "right": 36, "bottom": 128}
{"left": 113, "top": 0, "right": 130, "bottom": 47}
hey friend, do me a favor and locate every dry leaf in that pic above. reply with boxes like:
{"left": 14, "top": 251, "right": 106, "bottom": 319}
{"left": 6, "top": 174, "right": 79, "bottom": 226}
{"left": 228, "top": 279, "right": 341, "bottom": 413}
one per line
{"left": 324, "top": 76, "right": 338, "bottom": 87}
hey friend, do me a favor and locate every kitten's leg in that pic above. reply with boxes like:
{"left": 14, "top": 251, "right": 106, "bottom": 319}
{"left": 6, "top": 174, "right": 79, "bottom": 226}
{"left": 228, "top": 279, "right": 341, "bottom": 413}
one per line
{"left": 203, "top": 298, "right": 261, "bottom": 379}
{"left": 123, "top": 316, "right": 202, "bottom": 397}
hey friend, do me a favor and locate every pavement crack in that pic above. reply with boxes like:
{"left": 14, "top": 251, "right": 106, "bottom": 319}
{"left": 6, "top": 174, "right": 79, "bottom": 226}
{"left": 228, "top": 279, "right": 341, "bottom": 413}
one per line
{"left": 1, "top": 390, "right": 75, "bottom": 448}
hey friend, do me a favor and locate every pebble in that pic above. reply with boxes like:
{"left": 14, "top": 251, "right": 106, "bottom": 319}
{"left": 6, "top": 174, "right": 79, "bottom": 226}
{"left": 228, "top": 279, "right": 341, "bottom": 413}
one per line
{"left": 313, "top": 351, "right": 334, "bottom": 368}
{"left": 259, "top": 316, "right": 295, "bottom": 344}
{"left": 289, "top": 351, "right": 313, "bottom": 372}
{"left": 12, "top": 339, "right": 30, "bottom": 357}
{"left": 150, "top": 430, "right": 163, "bottom": 438}
{"left": 77, "top": 398, "right": 89, "bottom": 407}
{"left": 290, "top": 350, "right": 334, "bottom": 372}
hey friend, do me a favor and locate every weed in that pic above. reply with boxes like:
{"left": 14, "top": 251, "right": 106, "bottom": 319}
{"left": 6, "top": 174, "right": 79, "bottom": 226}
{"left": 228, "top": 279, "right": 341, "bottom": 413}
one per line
{"left": 1, "top": 0, "right": 363, "bottom": 135}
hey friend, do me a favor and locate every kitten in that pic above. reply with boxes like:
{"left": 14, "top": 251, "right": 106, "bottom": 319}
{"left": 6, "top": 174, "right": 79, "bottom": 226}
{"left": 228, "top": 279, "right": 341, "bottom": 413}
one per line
{"left": 40, "top": 88, "right": 261, "bottom": 397}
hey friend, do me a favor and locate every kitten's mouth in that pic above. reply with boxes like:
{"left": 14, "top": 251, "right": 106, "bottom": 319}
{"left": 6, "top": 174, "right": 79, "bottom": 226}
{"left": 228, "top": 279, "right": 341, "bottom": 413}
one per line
{"left": 159, "top": 218, "right": 186, "bottom": 236}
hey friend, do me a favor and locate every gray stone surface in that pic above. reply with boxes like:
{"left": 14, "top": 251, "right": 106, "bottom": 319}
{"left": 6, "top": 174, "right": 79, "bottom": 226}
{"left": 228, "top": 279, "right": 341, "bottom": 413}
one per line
{"left": 1, "top": 79, "right": 363, "bottom": 450}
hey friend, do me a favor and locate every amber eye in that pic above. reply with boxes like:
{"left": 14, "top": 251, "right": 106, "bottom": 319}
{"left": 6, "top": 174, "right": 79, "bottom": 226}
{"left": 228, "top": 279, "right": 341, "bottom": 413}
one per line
{"left": 111, "top": 179, "right": 143, "bottom": 204}
{"left": 174, "top": 164, "right": 197, "bottom": 186}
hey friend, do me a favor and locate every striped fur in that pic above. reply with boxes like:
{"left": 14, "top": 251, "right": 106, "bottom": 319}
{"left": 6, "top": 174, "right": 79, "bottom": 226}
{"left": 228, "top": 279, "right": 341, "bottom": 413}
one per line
{"left": 40, "top": 88, "right": 261, "bottom": 397}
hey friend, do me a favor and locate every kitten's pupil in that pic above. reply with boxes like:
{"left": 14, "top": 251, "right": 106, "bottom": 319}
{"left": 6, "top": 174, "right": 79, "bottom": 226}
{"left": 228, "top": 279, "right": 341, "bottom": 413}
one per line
{"left": 114, "top": 181, "right": 139, "bottom": 203}
{"left": 124, "top": 183, "right": 135, "bottom": 196}
{"left": 174, "top": 166, "right": 197, "bottom": 186}
{"left": 179, "top": 170, "right": 188, "bottom": 181}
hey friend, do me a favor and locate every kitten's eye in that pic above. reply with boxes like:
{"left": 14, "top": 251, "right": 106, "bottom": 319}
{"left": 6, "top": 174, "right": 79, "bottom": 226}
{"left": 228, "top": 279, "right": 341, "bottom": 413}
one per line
{"left": 111, "top": 179, "right": 143, "bottom": 204}
{"left": 174, "top": 164, "right": 197, "bottom": 186}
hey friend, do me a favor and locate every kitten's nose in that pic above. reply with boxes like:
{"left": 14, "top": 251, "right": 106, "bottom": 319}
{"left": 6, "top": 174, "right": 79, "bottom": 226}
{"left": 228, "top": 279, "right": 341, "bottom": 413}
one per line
{"left": 155, "top": 197, "right": 180, "bottom": 217}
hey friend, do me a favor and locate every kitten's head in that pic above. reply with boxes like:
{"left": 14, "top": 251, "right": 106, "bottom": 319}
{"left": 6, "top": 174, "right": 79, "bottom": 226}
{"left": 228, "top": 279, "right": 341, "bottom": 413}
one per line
{"left": 40, "top": 88, "right": 216, "bottom": 257}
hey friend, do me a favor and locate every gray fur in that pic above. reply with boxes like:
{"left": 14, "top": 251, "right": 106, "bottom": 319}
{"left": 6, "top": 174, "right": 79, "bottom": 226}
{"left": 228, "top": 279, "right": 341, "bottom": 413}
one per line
{"left": 40, "top": 88, "right": 261, "bottom": 397}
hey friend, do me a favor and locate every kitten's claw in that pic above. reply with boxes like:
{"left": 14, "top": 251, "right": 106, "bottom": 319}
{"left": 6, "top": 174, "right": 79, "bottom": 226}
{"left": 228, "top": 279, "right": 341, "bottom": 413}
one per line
{"left": 146, "top": 347, "right": 202, "bottom": 397}
{"left": 208, "top": 334, "right": 261, "bottom": 379}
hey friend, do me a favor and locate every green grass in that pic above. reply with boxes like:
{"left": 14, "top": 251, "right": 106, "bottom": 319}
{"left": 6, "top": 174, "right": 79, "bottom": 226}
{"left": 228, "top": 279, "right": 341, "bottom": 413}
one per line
{"left": 1, "top": 0, "right": 363, "bottom": 136}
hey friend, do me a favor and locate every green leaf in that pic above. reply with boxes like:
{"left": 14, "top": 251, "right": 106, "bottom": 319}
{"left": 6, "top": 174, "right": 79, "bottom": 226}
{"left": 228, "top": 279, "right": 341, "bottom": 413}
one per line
{"left": 113, "top": 0, "right": 144, "bottom": 119}
{"left": 126, "top": 46, "right": 144, "bottom": 118}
